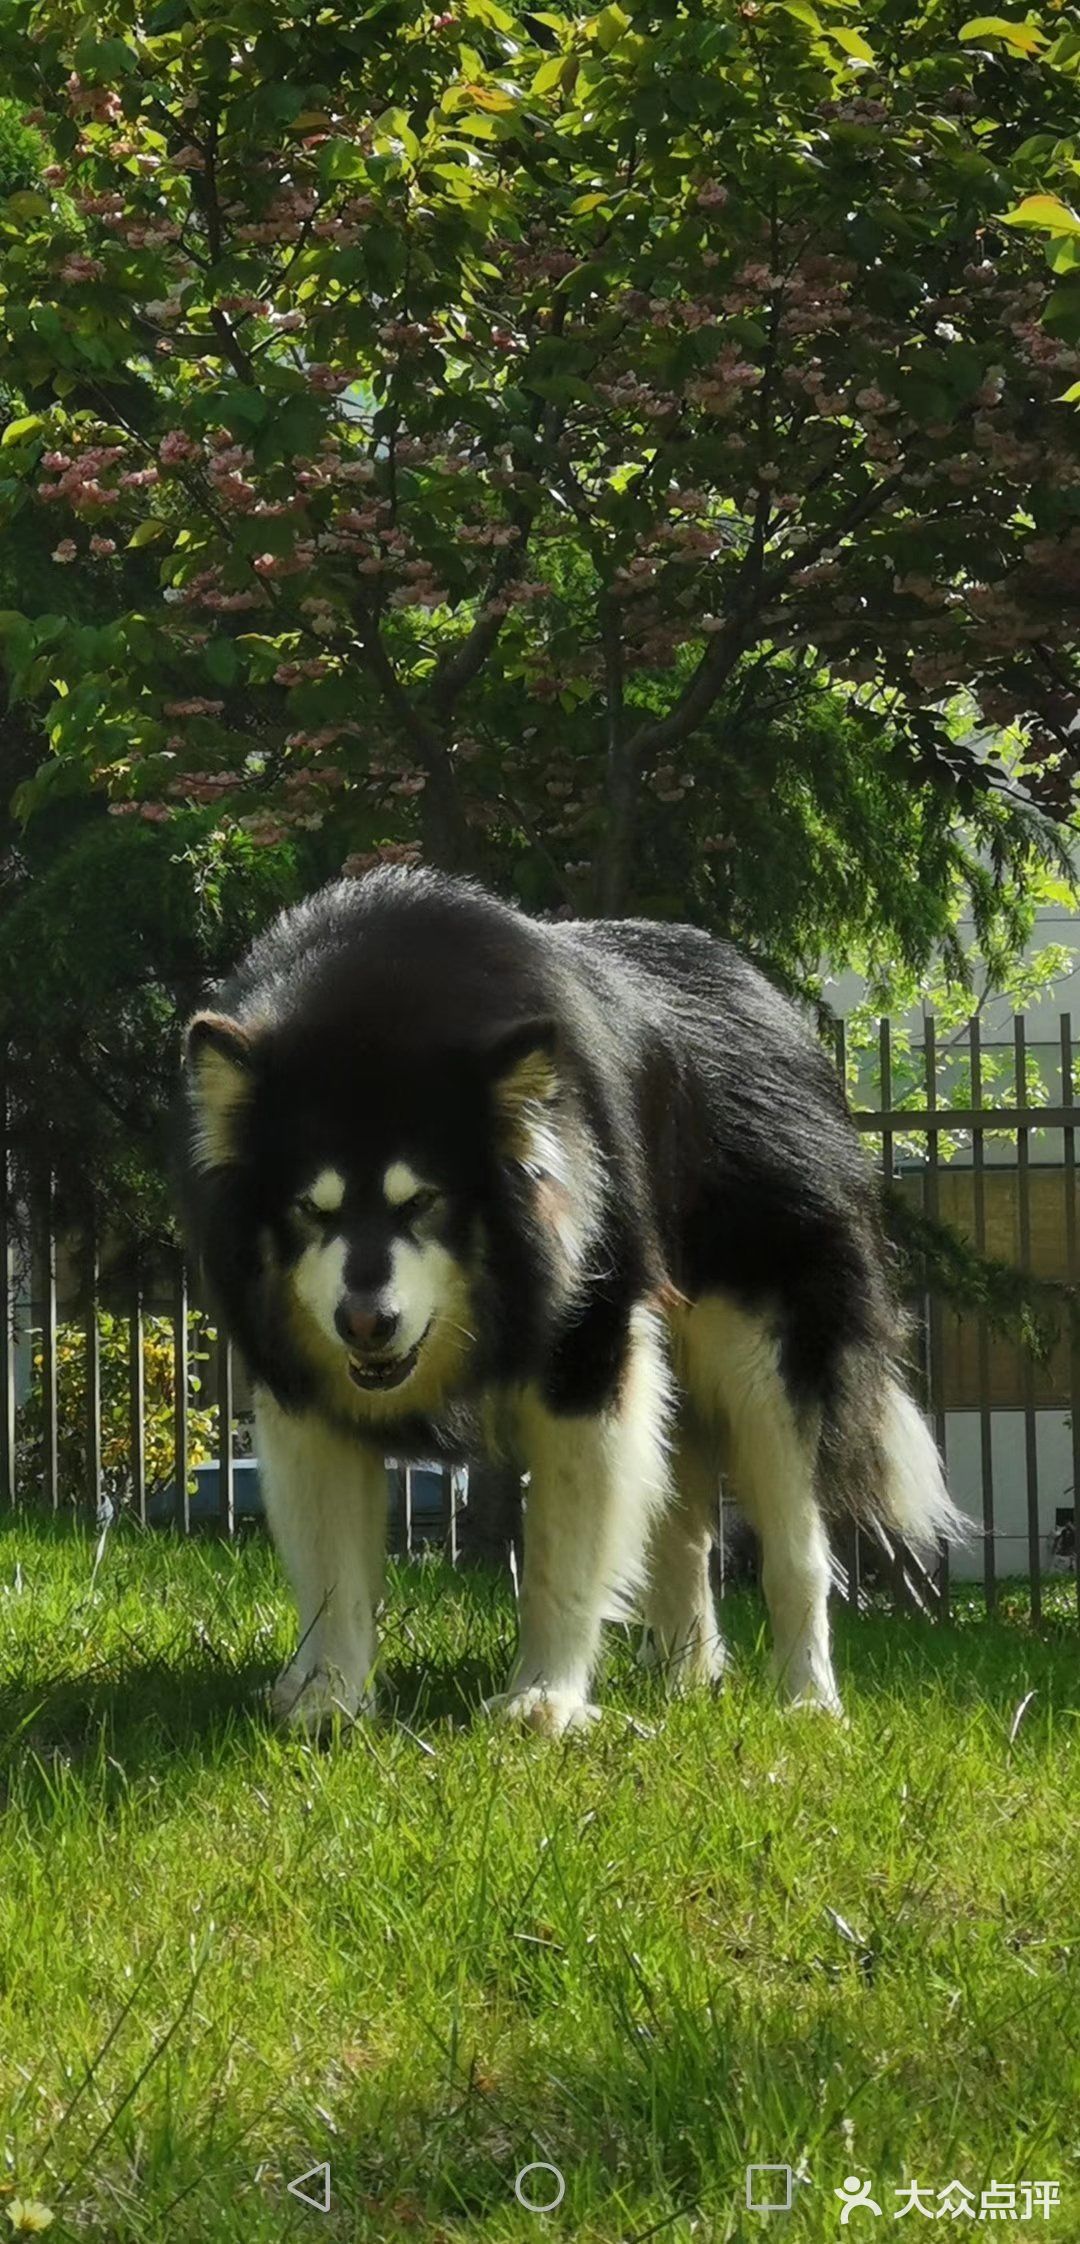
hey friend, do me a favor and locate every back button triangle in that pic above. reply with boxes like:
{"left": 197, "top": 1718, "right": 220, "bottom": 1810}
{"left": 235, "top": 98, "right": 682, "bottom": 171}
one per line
{"left": 286, "top": 2160, "right": 331, "bottom": 2211}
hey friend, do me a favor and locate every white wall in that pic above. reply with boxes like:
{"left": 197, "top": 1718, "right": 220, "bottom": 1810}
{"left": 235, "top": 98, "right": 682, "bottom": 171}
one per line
{"left": 943, "top": 1409, "right": 1075, "bottom": 1582}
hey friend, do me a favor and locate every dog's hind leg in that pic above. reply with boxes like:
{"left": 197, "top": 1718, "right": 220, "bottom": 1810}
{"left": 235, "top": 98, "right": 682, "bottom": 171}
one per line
{"left": 682, "top": 1297, "right": 842, "bottom": 1716}
{"left": 493, "top": 1304, "right": 673, "bottom": 1737}
{"left": 641, "top": 1422, "right": 727, "bottom": 1693}
{"left": 254, "top": 1386, "right": 388, "bottom": 1736}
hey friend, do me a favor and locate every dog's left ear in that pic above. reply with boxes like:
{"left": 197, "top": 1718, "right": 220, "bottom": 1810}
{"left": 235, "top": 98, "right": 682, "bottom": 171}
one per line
{"left": 183, "top": 1011, "right": 259, "bottom": 1171}
{"left": 482, "top": 1018, "right": 560, "bottom": 1148}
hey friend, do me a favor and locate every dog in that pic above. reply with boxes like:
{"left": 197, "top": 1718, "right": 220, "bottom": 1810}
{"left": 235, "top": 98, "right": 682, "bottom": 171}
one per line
{"left": 175, "top": 865, "right": 963, "bottom": 1736}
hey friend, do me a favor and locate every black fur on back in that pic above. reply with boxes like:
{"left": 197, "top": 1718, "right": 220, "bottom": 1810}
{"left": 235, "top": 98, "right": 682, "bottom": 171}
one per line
{"left": 173, "top": 867, "right": 903, "bottom": 1498}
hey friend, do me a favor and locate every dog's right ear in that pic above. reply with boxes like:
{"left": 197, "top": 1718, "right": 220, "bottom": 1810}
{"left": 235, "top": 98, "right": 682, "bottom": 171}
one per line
{"left": 481, "top": 1018, "right": 561, "bottom": 1157}
{"left": 183, "top": 1011, "right": 258, "bottom": 1172}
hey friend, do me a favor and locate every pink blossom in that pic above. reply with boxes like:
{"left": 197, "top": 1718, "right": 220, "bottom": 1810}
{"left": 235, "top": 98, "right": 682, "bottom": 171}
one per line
{"left": 343, "top": 844, "right": 422, "bottom": 874}
{"left": 59, "top": 254, "right": 105, "bottom": 283}
{"left": 162, "top": 698, "right": 225, "bottom": 717}
{"left": 237, "top": 813, "right": 289, "bottom": 843}
{"left": 51, "top": 539, "right": 77, "bottom": 564}
{"left": 252, "top": 550, "right": 306, "bottom": 577}
{"left": 65, "top": 73, "right": 123, "bottom": 124}
{"left": 89, "top": 534, "right": 116, "bottom": 558}
{"left": 159, "top": 429, "right": 201, "bottom": 467}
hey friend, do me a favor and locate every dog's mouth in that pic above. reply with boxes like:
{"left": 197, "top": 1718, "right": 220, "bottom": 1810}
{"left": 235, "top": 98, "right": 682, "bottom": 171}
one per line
{"left": 346, "top": 1322, "right": 432, "bottom": 1393}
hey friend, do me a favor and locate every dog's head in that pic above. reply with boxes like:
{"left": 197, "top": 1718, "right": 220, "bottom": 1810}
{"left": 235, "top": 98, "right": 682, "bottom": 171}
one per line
{"left": 182, "top": 1009, "right": 562, "bottom": 1415}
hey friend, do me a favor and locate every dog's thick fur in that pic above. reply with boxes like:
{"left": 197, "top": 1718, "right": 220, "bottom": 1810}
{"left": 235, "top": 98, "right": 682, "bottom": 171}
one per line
{"left": 175, "top": 866, "right": 963, "bottom": 1734}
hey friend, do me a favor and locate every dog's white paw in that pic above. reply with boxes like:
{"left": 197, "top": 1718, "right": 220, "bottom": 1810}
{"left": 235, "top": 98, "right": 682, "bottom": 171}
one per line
{"left": 271, "top": 1660, "right": 372, "bottom": 1736}
{"left": 783, "top": 1688, "right": 847, "bottom": 1724}
{"left": 485, "top": 1685, "right": 603, "bottom": 1738}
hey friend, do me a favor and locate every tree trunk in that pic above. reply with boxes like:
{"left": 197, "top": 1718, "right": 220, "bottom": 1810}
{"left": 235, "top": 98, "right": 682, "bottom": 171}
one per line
{"left": 419, "top": 753, "right": 474, "bottom": 874}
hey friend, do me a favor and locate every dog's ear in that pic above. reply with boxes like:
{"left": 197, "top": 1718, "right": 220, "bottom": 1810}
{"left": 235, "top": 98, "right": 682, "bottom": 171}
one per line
{"left": 183, "top": 1011, "right": 259, "bottom": 1171}
{"left": 482, "top": 1018, "right": 560, "bottom": 1151}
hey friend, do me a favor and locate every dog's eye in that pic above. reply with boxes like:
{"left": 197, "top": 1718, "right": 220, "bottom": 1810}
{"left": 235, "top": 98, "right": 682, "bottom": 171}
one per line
{"left": 401, "top": 1187, "right": 440, "bottom": 1223}
{"left": 295, "top": 1195, "right": 335, "bottom": 1224}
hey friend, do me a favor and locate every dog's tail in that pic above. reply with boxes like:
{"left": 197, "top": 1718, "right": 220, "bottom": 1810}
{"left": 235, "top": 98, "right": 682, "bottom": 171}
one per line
{"left": 824, "top": 1353, "right": 970, "bottom": 1551}
{"left": 873, "top": 1374, "right": 969, "bottom": 1549}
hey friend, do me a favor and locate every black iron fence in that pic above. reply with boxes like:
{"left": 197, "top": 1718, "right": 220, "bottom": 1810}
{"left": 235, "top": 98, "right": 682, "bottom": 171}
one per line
{"left": 0, "top": 1014, "right": 1077, "bottom": 1622}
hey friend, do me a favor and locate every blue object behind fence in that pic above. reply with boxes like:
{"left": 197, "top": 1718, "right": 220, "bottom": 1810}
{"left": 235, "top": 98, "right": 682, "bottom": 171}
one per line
{"left": 153, "top": 1456, "right": 455, "bottom": 1534}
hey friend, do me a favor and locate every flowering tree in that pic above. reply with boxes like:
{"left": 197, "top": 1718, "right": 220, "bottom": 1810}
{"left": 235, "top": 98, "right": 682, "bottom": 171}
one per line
{"left": 0, "top": 0, "right": 1077, "bottom": 932}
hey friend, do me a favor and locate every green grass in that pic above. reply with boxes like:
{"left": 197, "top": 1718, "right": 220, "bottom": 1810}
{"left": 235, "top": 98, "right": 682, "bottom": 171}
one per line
{"left": 1, "top": 1514, "right": 1078, "bottom": 2243}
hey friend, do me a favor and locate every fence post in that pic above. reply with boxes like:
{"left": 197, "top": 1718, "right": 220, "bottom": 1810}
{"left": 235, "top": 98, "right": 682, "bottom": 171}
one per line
{"left": 1014, "top": 1018, "right": 1041, "bottom": 1626}
{"left": 217, "top": 1331, "right": 235, "bottom": 1536}
{"left": 0, "top": 1053, "right": 15, "bottom": 1510}
{"left": 1062, "top": 1015, "right": 1080, "bottom": 1623}
{"left": 173, "top": 1252, "right": 190, "bottom": 1534}
{"left": 42, "top": 1168, "right": 58, "bottom": 1513}
{"left": 969, "top": 1017, "right": 996, "bottom": 1615}
{"left": 85, "top": 1194, "right": 102, "bottom": 1517}
{"left": 129, "top": 1256, "right": 146, "bottom": 1526}
{"left": 922, "top": 1015, "right": 950, "bottom": 1618}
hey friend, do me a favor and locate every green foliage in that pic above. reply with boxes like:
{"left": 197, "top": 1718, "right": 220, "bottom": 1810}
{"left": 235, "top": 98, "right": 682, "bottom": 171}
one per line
{"left": 0, "top": 809, "right": 302, "bottom": 1247}
{"left": 887, "top": 1189, "right": 1080, "bottom": 1361}
{"left": 0, "top": 0, "right": 1077, "bottom": 911}
{"left": 15, "top": 1311, "right": 218, "bottom": 1511}
{"left": 0, "top": 0, "right": 1076, "bottom": 1304}
{"left": 0, "top": 94, "right": 48, "bottom": 199}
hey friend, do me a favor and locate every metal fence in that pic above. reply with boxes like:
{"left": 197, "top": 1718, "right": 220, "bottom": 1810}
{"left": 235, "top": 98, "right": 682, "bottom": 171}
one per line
{"left": 0, "top": 1013, "right": 1077, "bottom": 1623}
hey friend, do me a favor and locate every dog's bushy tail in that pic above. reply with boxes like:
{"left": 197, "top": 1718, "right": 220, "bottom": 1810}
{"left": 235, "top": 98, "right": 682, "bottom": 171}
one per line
{"left": 874, "top": 1374, "right": 969, "bottom": 1549}
{"left": 823, "top": 1351, "right": 970, "bottom": 1550}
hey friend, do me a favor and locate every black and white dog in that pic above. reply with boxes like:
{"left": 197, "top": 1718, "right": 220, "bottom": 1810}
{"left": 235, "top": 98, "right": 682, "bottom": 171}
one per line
{"left": 177, "top": 867, "right": 961, "bottom": 1736}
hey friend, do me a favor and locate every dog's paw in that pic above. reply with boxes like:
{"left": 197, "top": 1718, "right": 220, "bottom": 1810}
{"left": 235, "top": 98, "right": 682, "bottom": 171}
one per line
{"left": 484, "top": 1685, "right": 603, "bottom": 1738}
{"left": 271, "top": 1661, "right": 372, "bottom": 1736}
{"left": 783, "top": 1688, "right": 847, "bottom": 1724}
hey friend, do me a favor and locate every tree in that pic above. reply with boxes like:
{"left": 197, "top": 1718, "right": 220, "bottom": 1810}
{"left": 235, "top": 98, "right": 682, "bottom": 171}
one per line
{"left": 0, "top": 0, "right": 1076, "bottom": 936}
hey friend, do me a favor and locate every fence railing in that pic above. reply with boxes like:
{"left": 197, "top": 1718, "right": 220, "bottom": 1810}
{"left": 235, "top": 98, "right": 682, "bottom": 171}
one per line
{"left": 0, "top": 1014, "right": 1077, "bottom": 1622}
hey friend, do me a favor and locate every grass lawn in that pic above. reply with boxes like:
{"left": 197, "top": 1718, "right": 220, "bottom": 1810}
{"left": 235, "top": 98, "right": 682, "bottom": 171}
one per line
{"left": 0, "top": 1512, "right": 1078, "bottom": 2242}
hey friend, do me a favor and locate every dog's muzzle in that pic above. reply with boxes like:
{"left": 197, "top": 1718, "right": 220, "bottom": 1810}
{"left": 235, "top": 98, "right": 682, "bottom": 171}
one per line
{"left": 345, "top": 1321, "right": 432, "bottom": 1392}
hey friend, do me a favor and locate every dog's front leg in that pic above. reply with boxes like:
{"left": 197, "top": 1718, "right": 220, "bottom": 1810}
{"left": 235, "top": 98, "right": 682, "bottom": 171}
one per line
{"left": 253, "top": 1387, "right": 387, "bottom": 1736}
{"left": 495, "top": 1307, "right": 672, "bottom": 1737}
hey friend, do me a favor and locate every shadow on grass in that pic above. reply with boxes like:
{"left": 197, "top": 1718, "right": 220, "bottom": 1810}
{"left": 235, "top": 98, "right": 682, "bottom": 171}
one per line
{"left": 0, "top": 1655, "right": 277, "bottom": 1780}
{"left": 1, "top": 1514, "right": 1076, "bottom": 1795}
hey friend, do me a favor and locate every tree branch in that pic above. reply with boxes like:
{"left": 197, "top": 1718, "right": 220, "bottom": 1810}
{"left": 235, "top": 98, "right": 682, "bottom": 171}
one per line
{"left": 425, "top": 303, "right": 569, "bottom": 716}
{"left": 351, "top": 618, "right": 471, "bottom": 867}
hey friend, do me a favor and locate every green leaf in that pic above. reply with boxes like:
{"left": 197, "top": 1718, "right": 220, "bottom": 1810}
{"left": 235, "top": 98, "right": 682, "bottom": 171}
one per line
{"left": 1058, "top": 378, "right": 1080, "bottom": 400}
{"left": 1001, "top": 193, "right": 1080, "bottom": 234}
{"left": 593, "top": 3, "right": 630, "bottom": 51}
{"left": 5, "top": 191, "right": 50, "bottom": 221}
{"left": 778, "top": 0, "right": 823, "bottom": 29}
{"left": 318, "top": 138, "right": 368, "bottom": 183}
{"left": 204, "top": 637, "right": 238, "bottom": 686}
{"left": 827, "top": 25, "right": 875, "bottom": 62}
{"left": 531, "top": 54, "right": 567, "bottom": 94}
{"left": 1, "top": 415, "right": 45, "bottom": 448}
{"left": 127, "top": 520, "right": 168, "bottom": 549}
{"left": 960, "top": 15, "right": 1045, "bottom": 51}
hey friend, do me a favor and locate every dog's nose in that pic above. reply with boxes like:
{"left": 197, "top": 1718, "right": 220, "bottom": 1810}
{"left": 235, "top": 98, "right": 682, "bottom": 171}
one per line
{"left": 335, "top": 1295, "right": 400, "bottom": 1350}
